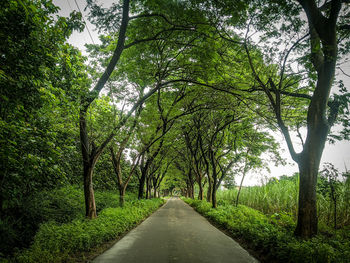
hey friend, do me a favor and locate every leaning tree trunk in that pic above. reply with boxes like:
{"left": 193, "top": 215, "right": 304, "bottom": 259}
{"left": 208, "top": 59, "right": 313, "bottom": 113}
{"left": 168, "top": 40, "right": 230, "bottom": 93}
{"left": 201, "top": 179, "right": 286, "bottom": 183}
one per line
{"left": 235, "top": 174, "right": 245, "bottom": 207}
{"left": 236, "top": 162, "right": 249, "bottom": 207}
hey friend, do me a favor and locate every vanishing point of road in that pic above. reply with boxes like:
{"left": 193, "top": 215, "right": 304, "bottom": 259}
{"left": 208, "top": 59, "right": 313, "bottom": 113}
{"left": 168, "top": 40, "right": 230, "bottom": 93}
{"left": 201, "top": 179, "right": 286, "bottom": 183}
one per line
{"left": 93, "top": 198, "right": 258, "bottom": 263}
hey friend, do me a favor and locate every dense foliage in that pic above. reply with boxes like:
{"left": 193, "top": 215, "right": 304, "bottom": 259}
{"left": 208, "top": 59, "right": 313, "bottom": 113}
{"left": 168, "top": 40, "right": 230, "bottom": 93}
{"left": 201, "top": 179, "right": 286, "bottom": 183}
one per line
{"left": 1, "top": 0, "right": 350, "bottom": 260}
{"left": 12, "top": 198, "right": 164, "bottom": 263}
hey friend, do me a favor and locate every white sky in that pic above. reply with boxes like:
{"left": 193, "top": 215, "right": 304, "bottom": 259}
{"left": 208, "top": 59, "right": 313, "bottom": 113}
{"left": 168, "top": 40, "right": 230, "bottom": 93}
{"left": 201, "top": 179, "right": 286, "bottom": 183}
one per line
{"left": 54, "top": 0, "right": 350, "bottom": 186}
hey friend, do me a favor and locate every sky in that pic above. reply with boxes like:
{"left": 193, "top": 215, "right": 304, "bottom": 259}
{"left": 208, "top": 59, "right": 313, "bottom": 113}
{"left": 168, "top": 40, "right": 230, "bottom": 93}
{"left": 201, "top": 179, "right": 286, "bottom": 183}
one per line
{"left": 53, "top": 0, "right": 350, "bottom": 186}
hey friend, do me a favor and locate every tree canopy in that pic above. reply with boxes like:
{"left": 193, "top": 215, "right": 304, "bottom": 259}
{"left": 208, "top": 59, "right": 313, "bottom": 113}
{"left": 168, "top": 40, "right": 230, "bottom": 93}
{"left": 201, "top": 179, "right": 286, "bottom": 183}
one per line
{"left": 1, "top": 1, "right": 349, "bottom": 253}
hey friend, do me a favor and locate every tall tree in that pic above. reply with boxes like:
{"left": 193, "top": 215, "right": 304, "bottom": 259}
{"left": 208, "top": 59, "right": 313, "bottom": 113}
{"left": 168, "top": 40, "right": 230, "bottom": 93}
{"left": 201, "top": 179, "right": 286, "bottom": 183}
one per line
{"left": 212, "top": 0, "right": 350, "bottom": 237}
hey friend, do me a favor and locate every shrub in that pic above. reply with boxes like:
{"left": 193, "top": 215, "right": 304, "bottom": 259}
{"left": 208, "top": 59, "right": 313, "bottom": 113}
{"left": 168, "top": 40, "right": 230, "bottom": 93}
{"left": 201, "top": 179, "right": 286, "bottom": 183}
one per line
{"left": 183, "top": 198, "right": 350, "bottom": 263}
{"left": 13, "top": 198, "right": 164, "bottom": 263}
{"left": 0, "top": 185, "right": 137, "bottom": 257}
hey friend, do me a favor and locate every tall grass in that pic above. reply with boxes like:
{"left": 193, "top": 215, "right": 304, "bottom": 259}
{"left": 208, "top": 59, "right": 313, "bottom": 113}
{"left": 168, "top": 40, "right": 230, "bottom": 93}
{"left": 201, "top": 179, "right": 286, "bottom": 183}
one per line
{"left": 217, "top": 177, "right": 350, "bottom": 228}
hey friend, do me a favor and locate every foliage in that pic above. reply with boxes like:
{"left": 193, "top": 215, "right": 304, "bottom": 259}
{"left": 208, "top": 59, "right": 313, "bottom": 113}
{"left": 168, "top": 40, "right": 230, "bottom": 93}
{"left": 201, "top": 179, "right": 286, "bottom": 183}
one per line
{"left": 10, "top": 198, "right": 164, "bottom": 263}
{"left": 183, "top": 198, "right": 350, "bottom": 263}
{"left": 0, "top": 186, "right": 136, "bottom": 258}
{"left": 0, "top": 0, "right": 88, "bottom": 224}
{"left": 217, "top": 173, "right": 350, "bottom": 229}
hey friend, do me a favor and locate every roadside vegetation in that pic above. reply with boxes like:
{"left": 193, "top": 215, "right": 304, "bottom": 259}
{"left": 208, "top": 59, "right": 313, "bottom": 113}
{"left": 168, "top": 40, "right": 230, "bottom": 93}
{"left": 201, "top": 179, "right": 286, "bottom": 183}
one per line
{"left": 183, "top": 197, "right": 350, "bottom": 263}
{"left": 1, "top": 0, "right": 350, "bottom": 262}
{"left": 218, "top": 167, "right": 350, "bottom": 229}
{"left": 182, "top": 164, "right": 350, "bottom": 262}
{"left": 1, "top": 186, "right": 163, "bottom": 263}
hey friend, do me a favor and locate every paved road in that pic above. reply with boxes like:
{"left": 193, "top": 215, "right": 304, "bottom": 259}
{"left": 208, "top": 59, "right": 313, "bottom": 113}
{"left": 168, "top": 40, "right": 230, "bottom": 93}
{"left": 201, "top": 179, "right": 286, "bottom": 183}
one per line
{"left": 93, "top": 198, "right": 258, "bottom": 263}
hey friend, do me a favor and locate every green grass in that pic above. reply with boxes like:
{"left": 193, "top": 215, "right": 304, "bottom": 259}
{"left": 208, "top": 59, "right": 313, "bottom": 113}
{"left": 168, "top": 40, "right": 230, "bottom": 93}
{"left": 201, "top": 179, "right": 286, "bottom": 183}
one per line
{"left": 0, "top": 185, "right": 137, "bottom": 257}
{"left": 183, "top": 198, "right": 350, "bottom": 263}
{"left": 217, "top": 178, "right": 350, "bottom": 228}
{"left": 11, "top": 198, "right": 164, "bottom": 263}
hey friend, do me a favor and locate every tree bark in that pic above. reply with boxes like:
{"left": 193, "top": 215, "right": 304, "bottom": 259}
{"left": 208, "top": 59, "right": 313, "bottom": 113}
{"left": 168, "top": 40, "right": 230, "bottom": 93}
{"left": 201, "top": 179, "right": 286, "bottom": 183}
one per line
{"left": 119, "top": 185, "right": 126, "bottom": 207}
{"left": 206, "top": 176, "right": 212, "bottom": 203}
{"left": 212, "top": 189, "right": 217, "bottom": 208}
{"left": 138, "top": 172, "right": 146, "bottom": 199}
{"left": 83, "top": 164, "right": 97, "bottom": 218}
{"left": 197, "top": 176, "right": 204, "bottom": 200}
{"left": 295, "top": 155, "right": 320, "bottom": 237}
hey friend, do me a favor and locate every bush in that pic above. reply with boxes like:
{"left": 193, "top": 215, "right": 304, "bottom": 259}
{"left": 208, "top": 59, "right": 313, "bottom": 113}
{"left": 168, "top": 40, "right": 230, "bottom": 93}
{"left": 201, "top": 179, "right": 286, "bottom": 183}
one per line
{"left": 0, "top": 185, "right": 149, "bottom": 260}
{"left": 183, "top": 198, "right": 350, "bottom": 263}
{"left": 12, "top": 198, "right": 164, "bottom": 263}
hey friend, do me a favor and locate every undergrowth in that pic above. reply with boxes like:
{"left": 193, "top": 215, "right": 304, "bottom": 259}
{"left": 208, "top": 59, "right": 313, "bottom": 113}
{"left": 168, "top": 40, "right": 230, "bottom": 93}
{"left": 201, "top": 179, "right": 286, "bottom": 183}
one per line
{"left": 8, "top": 198, "right": 164, "bottom": 263}
{"left": 183, "top": 198, "right": 350, "bottom": 263}
{"left": 0, "top": 185, "right": 137, "bottom": 257}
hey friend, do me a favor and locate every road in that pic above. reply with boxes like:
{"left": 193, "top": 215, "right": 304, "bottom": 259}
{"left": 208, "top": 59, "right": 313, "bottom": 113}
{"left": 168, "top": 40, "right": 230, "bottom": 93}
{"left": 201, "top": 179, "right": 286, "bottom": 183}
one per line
{"left": 93, "top": 198, "right": 258, "bottom": 263}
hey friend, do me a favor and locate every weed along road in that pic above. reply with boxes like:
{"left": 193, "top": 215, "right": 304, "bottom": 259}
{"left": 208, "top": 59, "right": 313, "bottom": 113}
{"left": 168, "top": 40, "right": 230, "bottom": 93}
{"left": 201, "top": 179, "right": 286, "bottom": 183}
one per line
{"left": 93, "top": 198, "right": 258, "bottom": 263}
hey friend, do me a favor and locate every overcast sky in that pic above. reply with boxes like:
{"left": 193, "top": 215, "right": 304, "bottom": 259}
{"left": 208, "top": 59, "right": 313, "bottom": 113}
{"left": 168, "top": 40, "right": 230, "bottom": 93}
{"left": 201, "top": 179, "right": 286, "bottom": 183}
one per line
{"left": 54, "top": 0, "right": 350, "bottom": 185}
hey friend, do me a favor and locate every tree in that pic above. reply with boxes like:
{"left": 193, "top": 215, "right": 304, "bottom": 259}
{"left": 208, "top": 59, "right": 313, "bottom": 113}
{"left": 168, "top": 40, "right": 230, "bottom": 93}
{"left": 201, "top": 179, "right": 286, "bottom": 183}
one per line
{"left": 205, "top": 0, "right": 349, "bottom": 238}
{"left": 82, "top": 0, "right": 215, "bottom": 216}
{"left": 0, "top": 0, "right": 85, "bottom": 216}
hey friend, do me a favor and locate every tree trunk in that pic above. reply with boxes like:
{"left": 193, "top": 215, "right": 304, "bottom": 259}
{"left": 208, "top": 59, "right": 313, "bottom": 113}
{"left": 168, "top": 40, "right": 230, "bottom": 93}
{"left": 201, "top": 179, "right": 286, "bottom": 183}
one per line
{"left": 119, "top": 185, "right": 126, "bottom": 207}
{"left": 294, "top": 158, "right": 319, "bottom": 238}
{"left": 236, "top": 170, "right": 248, "bottom": 207}
{"left": 198, "top": 180, "right": 204, "bottom": 200}
{"left": 211, "top": 188, "right": 217, "bottom": 208}
{"left": 293, "top": 59, "right": 335, "bottom": 238}
{"left": 206, "top": 177, "right": 212, "bottom": 202}
{"left": 83, "top": 164, "right": 97, "bottom": 218}
{"left": 187, "top": 169, "right": 195, "bottom": 199}
{"left": 189, "top": 184, "right": 194, "bottom": 198}
{"left": 146, "top": 176, "right": 152, "bottom": 199}
{"left": 188, "top": 184, "right": 194, "bottom": 199}
{"left": 292, "top": 0, "right": 341, "bottom": 238}
{"left": 211, "top": 175, "right": 217, "bottom": 208}
{"left": 138, "top": 172, "right": 146, "bottom": 199}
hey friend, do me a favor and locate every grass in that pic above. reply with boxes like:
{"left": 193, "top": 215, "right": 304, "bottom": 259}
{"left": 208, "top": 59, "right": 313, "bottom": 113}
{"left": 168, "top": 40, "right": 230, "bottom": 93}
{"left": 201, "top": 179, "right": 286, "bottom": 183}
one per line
{"left": 0, "top": 185, "right": 136, "bottom": 257}
{"left": 183, "top": 198, "right": 350, "bottom": 263}
{"left": 9, "top": 198, "right": 164, "bottom": 263}
{"left": 217, "top": 177, "right": 350, "bottom": 229}
{"left": 0, "top": 185, "right": 164, "bottom": 262}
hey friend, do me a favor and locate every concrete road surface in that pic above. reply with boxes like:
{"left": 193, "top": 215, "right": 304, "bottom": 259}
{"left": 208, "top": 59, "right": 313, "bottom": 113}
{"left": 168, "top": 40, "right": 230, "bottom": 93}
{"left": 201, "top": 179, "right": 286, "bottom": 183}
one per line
{"left": 93, "top": 197, "right": 258, "bottom": 263}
